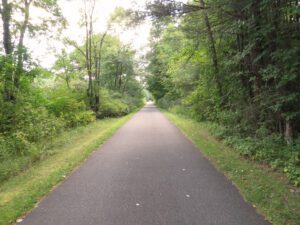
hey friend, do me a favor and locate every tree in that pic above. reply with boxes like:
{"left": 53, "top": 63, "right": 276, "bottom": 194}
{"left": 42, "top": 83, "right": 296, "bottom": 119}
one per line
{"left": 53, "top": 49, "right": 78, "bottom": 88}
{"left": 0, "top": 0, "right": 65, "bottom": 101}
{"left": 144, "top": 0, "right": 300, "bottom": 144}
{"left": 66, "top": 3, "right": 135, "bottom": 113}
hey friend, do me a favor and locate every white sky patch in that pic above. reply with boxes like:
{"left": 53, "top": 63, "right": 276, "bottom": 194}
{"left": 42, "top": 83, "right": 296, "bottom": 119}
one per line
{"left": 27, "top": 0, "right": 151, "bottom": 68}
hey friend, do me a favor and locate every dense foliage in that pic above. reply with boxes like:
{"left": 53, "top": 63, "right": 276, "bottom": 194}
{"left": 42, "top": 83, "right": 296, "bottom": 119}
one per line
{"left": 145, "top": 0, "right": 300, "bottom": 185}
{"left": 0, "top": 2, "right": 144, "bottom": 183}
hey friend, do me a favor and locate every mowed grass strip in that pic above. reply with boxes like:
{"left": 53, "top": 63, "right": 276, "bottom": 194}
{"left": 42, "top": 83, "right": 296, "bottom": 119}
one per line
{"left": 0, "top": 114, "right": 134, "bottom": 225}
{"left": 164, "top": 112, "right": 300, "bottom": 225}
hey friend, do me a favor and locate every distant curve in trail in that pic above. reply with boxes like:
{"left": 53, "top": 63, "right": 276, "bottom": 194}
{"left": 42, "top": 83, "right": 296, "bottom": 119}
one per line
{"left": 20, "top": 103, "right": 271, "bottom": 225}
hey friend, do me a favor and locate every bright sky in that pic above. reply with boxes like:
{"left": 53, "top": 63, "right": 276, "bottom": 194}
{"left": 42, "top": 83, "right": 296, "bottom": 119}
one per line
{"left": 29, "top": 0, "right": 151, "bottom": 68}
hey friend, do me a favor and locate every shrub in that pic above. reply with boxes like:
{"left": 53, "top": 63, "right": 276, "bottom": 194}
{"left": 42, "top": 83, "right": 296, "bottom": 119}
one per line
{"left": 63, "top": 111, "right": 96, "bottom": 127}
{"left": 45, "top": 86, "right": 96, "bottom": 127}
{"left": 0, "top": 93, "right": 67, "bottom": 182}
{"left": 99, "top": 99, "right": 129, "bottom": 118}
{"left": 46, "top": 86, "right": 86, "bottom": 115}
{"left": 13, "top": 104, "right": 65, "bottom": 143}
{"left": 0, "top": 135, "right": 13, "bottom": 160}
{"left": 204, "top": 121, "right": 300, "bottom": 186}
{"left": 122, "top": 94, "right": 144, "bottom": 112}
{"left": 97, "top": 89, "right": 130, "bottom": 118}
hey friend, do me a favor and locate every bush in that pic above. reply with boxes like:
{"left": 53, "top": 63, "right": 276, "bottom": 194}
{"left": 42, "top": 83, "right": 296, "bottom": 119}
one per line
{"left": 0, "top": 135, "right": 13, "bottom": 160}
{"left": 122, "top": 94, "right": 144, "bottom": 112}
{"left": 0, "top": 93, "right": 65, "bottom": 182}
{"left": 156, "top": 93, "right": 181, "bottom": 110}
{"left": 46, "top": 87, "right": 84, "bottom": 113}
{"left": 0, "top": 103, "right": 65, "bottom": 182}
{"left": 203, "top": 121, "right": 300, "bottom": 186}
{"left": 97, "top": 89, "right": 130, "bottom": 118}
{"left": 0, "top": 156, "right": 32, "bottom": 183}
{"left": 99, "top": 98, "right": 129, "bottom": 118}
{"left": 45, "top": 86, "right": 96, "bottom": 127}
{"left": 14, "top": 104, "right": 65, "bottom": 143}
{"left": 63, "top": 111, "right": 96, "bottom": 127}
{"left": 0, "top": 82, "right": 142, "bottom": 183}
{"left": 283, "top": 139, "right": 300, "bottom": 186}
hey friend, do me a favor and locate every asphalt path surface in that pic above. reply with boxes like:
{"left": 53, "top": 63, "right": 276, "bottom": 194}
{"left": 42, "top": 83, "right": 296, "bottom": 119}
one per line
{"left": 20, "top": 103, "right": 271, "bottom": 225}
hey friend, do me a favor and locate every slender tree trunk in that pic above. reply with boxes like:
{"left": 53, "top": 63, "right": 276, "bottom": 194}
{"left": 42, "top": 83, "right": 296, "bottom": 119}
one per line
{"left": 1, "top": 0, "right": 14, "bottom": 101}
{"left": 66, "top": 76, "right": 70, "bottom": 89}
{"left": 94, "top": 32, "right": 107, "bottom": 115}
{"left": 1, "top": 0, "right": 12, "bottom": 55}
{"left": 122, "top": 77, "right": 128, "bottom": 95}
{"left": 199, "top": 0, "right": 223, "bottom": 102}
{"left": 118, "top": 64, "right": 123, "bottom": 90}
{"left": 233, "top": 4, "right": 254, "bottom": 101}
{"left": 16, "top": 0, "right": 31, "bottom": 87}
{"left": 83, "top": 0, "right": 94, "bottom": 110}
{"left": 86, "top": 32, "right": 93, "bottom": 108}
{"left": 94, "top": 46, "right": 100, "bottom": 114}
{"left": 284, "top": 120, "right": 293, "bottom": 144}
{"left": 114, "top": 63, "right": 119, "bottom": 89}
{"left": 250, "top": 0, "right": 263, "bottom": 96}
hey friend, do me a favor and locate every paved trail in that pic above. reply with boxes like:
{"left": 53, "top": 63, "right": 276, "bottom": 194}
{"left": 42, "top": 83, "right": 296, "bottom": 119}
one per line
{"left": 21, "top": 104, "right": 270, "bottom": 225}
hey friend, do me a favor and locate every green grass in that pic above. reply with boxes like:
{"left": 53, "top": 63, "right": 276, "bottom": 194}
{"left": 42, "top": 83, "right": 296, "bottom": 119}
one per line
{"left": 164, "top": 112, "right": 300, "bottom": 225}
{"left": 0, "top": 114, "right": 134, "bottom": 225}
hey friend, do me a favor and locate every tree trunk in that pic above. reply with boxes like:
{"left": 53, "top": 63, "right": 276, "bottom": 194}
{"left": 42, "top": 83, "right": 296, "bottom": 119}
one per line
{"left": 114, "top": 63, "right": 119, "bottom": 89}
{"left": 1, "top": 0, "right": 15, "bottom": 101}
{"left": 284, "top": 120, "right": 293, "bottom": 144}
{"left": 1, "top": 0, "right": 12, "bottom": 55}
{"left": 93, "top": 32, "right": 107, "bottom": 115}
{"left": 16, "top": 0, "right": 31, "bottom": 87}
{"left": 250, "top": 0, "right": 263, "bottom": 97}
{"left": 83, "top": 1, "right": 94, "bottom": 111}
{"left": 122, "top": 78, "right": 128, "bottom": 95}
{"left": 199, "top": 0, "right": 223, "bottom": 102}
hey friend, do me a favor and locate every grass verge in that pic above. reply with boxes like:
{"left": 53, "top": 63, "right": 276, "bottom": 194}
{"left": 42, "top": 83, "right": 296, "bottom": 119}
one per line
{"left": 0, "top": 113, "right": 134, "bottom": 225}
{"left": 164, "top": 112, "right": 300, "bottom": 225}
